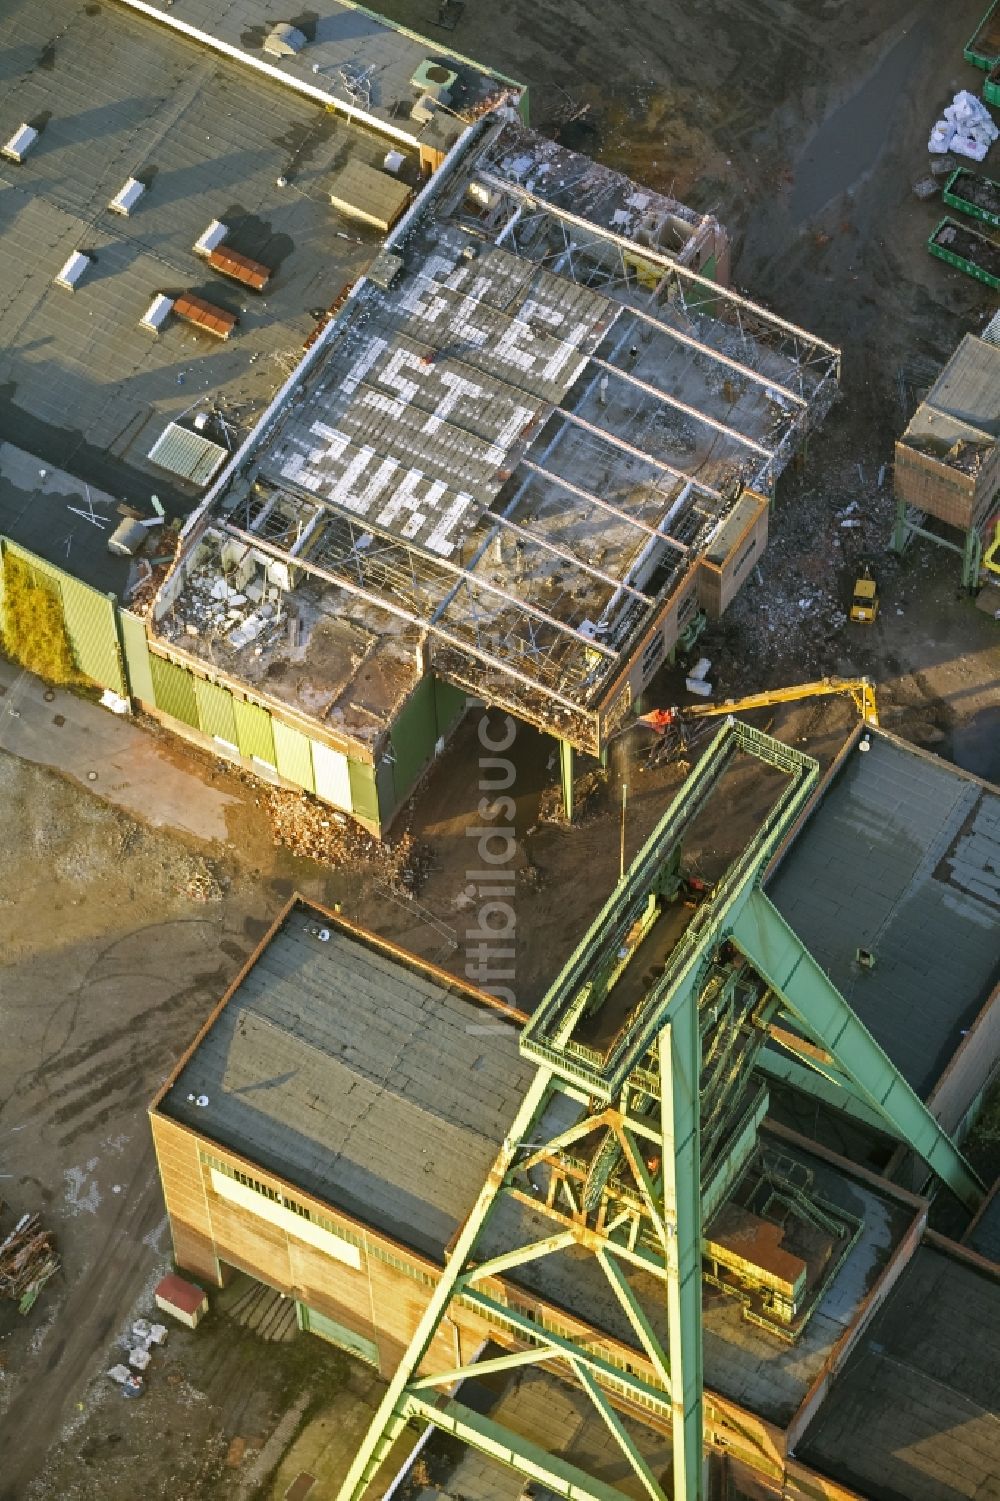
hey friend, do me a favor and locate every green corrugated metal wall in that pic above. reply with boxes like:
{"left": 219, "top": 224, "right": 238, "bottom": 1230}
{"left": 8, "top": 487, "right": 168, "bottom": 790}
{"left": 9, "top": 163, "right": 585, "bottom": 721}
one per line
{"left": 233, "top": 697, "right": 275, "bottom": 765}
{"left": 1, "top": 539, "right": 125, "bottom": 694}
{"left": 389, "top": 674, "right": 435, "bottom": 798}
{"left": 349, "top": 758, "right": 380, "bottom": 824}
{"left": 194, "top": 677, "right": 237, "bottom": 745}
{"left": 149, "top": 653, "right": 199, "bottom": 728}
{"left": 0, "top": 535, "right": 421, "bottom": 831}
{"left": 119, "top": 610, "right": 155, "bottom": 705}
{"left": 272, "top": 718, "right": 315, "bottom": 793}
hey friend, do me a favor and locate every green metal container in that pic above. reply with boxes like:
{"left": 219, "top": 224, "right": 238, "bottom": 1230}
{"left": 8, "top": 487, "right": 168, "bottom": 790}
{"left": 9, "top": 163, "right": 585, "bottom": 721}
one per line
{"left": 942, "top": 167, "right": 1000, "bottom": 228}
{"left": 965, "top": 0, "right": 1000, "bottom": 68}
{"left": 927, "top": 215, "right": 1000, "bottom": 290}
{"left": 985, "top": 60, "right": 1000, "bottom": 105}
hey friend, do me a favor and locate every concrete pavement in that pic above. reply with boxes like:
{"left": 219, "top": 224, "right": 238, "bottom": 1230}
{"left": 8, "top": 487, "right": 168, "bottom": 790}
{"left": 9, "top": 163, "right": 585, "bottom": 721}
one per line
{"left": 0, "top": 657, "right": 239, "bottom": 842}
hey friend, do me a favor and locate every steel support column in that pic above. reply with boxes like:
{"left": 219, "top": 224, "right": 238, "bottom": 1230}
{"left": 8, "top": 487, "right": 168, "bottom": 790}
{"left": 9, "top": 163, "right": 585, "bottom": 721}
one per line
{"left": 335, "top": 1069, "right": 554, "bottom": 1501}
{"left": 560, "top": 738, "right": 575, "bottom": 822}
{"left": 660, "top": 1019, "right": 704, "bottom": 1501}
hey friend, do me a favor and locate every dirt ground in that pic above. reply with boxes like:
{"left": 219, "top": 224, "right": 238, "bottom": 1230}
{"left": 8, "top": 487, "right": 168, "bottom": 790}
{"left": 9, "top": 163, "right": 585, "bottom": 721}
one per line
{"left": 2, "top": 0, "right": 1000, "bottom": 1495}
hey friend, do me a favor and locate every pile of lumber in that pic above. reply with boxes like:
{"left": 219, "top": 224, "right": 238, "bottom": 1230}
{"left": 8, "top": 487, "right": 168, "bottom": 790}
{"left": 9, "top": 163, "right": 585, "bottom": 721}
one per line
{"left": 0, "top": 1213, "right": 60, "bottom": 1314}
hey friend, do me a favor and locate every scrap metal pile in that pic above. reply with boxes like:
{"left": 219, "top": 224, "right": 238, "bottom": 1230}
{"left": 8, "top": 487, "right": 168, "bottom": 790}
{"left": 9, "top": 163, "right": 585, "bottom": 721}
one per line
{"left": 0, "top": 1212, "right": 60, "bottom": 1314}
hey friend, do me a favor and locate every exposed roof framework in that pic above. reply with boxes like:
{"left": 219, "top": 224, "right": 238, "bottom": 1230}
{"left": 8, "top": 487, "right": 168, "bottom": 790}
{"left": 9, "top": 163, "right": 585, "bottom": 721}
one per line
{"left": 168, "top": 115, "right": 839, "bottom": 751}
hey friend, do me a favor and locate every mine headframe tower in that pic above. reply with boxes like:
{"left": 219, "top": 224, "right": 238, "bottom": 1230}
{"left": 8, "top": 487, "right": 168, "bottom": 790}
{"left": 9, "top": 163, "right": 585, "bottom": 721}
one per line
{"left": 337, "top": 720, "right": 983, "bottom": 1501}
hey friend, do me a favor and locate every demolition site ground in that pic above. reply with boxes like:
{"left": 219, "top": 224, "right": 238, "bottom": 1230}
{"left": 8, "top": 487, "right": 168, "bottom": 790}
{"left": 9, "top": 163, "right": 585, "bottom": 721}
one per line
{"left": 1, "top": 0, "right": 999, "bottom": 1496}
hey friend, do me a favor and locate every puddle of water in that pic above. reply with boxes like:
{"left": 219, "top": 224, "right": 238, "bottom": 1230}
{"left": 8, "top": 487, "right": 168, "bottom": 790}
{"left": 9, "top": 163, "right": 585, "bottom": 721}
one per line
{"left": 951, "top": 706, "right": 1000, "bottom": 783}
{"left": 791, "top": 5, "right": 932, "bottom": 224}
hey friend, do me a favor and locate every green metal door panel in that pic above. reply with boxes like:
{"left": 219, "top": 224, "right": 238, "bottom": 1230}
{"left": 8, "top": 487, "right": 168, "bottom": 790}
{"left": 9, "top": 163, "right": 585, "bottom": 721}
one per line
{"left": 194, "top": 677, "right": 237, "bottom": 745}
{"left": 234, "top": 698, "right": 275, "bottom": 764}
{"left": 348, "top": 758, "right": 379, "bottom": 824}
{"left": 389, "top": 675, "right": 435, "bottom": 799}
{"left": 119, "top": 610, "right": 155, "bottom": 705}
{"left": 434, "top": 675, "right": 465, "bottom": 735}
{"left": 312, "top": 739, "right": 352, "bottom": 810}
{"left": 149, "top": 653, "right": 199, "bottom": 728}
{"left": 298, "top": 1302, "right": 379, "bottom": 1365}
{"left": 272, "top": 718, "right": 315, "bottom": 792}
{"left": 59, "top": 576, "right": 124, "bottom": 693}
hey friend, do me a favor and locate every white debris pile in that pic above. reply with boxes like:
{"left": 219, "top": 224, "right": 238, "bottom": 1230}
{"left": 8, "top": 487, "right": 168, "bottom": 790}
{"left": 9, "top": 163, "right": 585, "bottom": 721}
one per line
{"left": 928, "top": 91, "right": 998, "bottom": 162}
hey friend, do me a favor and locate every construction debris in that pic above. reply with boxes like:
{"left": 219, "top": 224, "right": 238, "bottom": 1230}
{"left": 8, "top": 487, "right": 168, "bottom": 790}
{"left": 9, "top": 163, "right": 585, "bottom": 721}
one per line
{"left": 0, "top": 1212, "right": 60, "bottom": 1314}
{"left": 251, "top": 779, "right": 432, "bottom": 896}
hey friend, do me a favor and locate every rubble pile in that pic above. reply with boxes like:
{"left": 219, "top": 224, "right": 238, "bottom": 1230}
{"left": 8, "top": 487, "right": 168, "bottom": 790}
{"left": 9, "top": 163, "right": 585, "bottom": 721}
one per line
{"left": 711, "top": 446, "right": 900, "bottom": 679}
{"left": 256, "top": 781, "right": 432, "bottom": 895}
{"left": 0, "top": 1211, "right": 60, "bottom": 1315}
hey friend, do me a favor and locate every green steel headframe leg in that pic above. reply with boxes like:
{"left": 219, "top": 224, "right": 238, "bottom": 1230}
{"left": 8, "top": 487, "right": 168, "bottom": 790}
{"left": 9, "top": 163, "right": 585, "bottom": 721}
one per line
{"left": 660, "top": 1015, "right": 704, "bottom": 1499}
{"left": 335, "top": 1069, "right": 554, "bottom": 1501}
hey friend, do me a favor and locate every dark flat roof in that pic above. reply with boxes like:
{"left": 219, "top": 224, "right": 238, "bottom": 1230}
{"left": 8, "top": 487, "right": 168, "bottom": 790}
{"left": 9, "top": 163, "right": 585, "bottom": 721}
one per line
{"left": 767, "top": 732, "right": 1000, "bottom": 1099}
{"left": 0, "top": 0, "right": 379, "bottom": 589}
{"left": 967, "top": 1182, "right": 1000, "bottom": 1266}
{"left": 158, "top": 900, "right": 535, "bottom": 1258}
{"left": 798, "top": 1243, "right": 1000, "bottom": 1501}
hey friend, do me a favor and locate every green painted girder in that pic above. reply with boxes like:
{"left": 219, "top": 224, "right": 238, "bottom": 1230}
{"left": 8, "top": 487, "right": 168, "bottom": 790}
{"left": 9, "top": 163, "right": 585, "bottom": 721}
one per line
{"left": 334, "top": 1067, "right": 555, "bottom": 1501}
{"left": 732, "top": 889, "right": 985, "bottom": 1212}
{"left": 404, "top": 1395, "right": 648, "bottom": 1501}
{"left": 523, "top": 721, "right": 819, "bottom": 1097}
{"left": 660, "top": 1018, "right": 704, "bottom": 1501}
{"left": 457, "top": 1286, "right": 672, "bottom": 1415}
{"left": 756, "top": 1045, "right": 902, "bottom": 1140}
{"left": 571, "top": 1359, "right": 670, "bottom": 1501}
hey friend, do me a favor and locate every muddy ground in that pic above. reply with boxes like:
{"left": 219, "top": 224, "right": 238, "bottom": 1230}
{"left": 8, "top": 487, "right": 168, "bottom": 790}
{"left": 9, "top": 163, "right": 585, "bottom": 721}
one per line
{"left": 2, "top": 0, "right": 1000, "bottom": 1495}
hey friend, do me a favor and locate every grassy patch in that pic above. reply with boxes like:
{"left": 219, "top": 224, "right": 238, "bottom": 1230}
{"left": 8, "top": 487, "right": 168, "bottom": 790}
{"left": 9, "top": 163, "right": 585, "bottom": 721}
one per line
{"left": 1, "top": 553, "right": 82, "bottom": 685}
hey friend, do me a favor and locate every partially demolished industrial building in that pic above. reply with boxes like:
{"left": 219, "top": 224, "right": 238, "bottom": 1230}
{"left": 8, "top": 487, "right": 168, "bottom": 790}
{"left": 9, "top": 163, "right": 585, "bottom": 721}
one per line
{"left": 152, "top": 719, "right": 1000, "bottom": 1501}
{"left": 0, "top": 0, "right": 839, "bottom": 835}
{"left": 148, "top": 111, "right": 838, "bottom": 830}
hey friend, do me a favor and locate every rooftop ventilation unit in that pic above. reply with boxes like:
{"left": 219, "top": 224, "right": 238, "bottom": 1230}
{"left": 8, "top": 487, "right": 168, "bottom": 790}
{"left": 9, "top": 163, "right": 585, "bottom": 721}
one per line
{"left": 140, "top": 293, "right": 174, "bottom": 333}
{"left": 263, "top": 22, "right": 306, "bottom": 57}
{"left": 54, "top": 251, "right": 92, "bottom": 291}
{"left": 193, "top": 220, "right": 228, "bottom": 257}
{"left": 108, "top": 177, "right": 145, "bottom": 217}
{"left": 2, "top": 124, "right": 38, "bottom": 163}
{"left": 410, "top": 58, "right": 457, "bottom": 102}
{"left": 148, "top": 422, "right": 228, "bottom": 487}
{"left": 410, "top": 93, "right": 438, "bottom": 125}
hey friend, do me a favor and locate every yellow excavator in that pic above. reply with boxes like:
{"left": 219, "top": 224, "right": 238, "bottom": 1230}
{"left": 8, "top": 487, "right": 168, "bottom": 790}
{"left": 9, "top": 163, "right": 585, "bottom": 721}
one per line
{"left": 634, "top": 676, "right": 879, "bottom": 764}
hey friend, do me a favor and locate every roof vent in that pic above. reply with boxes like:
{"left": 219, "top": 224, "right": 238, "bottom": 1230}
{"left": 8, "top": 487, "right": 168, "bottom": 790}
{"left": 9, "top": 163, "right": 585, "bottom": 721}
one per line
{"left": 193, "top": 219, "right": 228, "bottom": 257}
{"left": 410, "top": 58, "right": 457, "bottom": 101}
{"left": 54, "top": 251, "right": 92, "bottom": 291}
{"left": 2, "top": 124, "right": 38, "bottom": 163}
{"left": 140, "top": 293, "right": 174, "bottom": 334}
{"left": 108, "top": 177, "right": 146, "bottom": 217}
{"left": 264, "top": 22, "right": 306, "bottom": 56}
{"left": 410, "top": 92, "right": 438, "bottom": 125}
